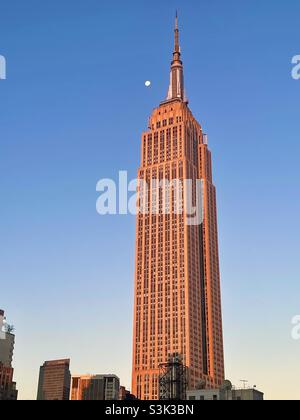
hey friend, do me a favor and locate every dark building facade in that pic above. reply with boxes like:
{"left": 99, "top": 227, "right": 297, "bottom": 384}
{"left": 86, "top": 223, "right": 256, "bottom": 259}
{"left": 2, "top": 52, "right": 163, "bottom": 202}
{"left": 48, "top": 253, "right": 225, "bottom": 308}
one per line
{"left": 119, "top": 386, "right": 137, "bottom": 401}
{"left": 37, "top": 359, "right": 71, "bottom": 400}
{"left": 70, "top": 374, "right": 120, "bottom": 401}
{"left": 0, "top": 363, "right": 18, "bottom": 400}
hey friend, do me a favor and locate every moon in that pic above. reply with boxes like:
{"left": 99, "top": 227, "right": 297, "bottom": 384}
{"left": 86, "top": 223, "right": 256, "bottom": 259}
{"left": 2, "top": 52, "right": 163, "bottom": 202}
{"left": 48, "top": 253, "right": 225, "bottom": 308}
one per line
{"left": 145, "top": 80, "right": 151, "bottom": 87}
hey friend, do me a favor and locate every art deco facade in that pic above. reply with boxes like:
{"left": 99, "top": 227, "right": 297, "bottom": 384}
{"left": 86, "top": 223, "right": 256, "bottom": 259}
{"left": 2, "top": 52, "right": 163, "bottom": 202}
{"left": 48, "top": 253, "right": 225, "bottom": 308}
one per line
{"left": 132, "top": 16, "right": 225, "bottom": 400}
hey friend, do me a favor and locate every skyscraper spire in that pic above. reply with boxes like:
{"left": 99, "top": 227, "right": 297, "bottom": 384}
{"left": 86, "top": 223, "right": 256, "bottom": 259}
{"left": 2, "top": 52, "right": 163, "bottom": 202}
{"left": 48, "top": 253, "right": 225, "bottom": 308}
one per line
{"left": 175, "top": 10, "right": 179, "bottom": 52}
{"left": 166, "top": 11, "right": 186, "bottom": 102}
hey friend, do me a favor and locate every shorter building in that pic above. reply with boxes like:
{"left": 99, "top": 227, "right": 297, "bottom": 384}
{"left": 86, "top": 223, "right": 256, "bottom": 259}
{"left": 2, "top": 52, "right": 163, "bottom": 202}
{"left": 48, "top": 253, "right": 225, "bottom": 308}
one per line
{"left": 187, "top": 388, "right": 220, "bottom": 401}
{"left": 0, "top": 330, "right": 15, "bottom": 368}
{"left": 0, "top": 310, "right": 18, "bottom": 400}
{"left": 37, "top": 359, "right": 71, "bottom": 400}
{"left": 224, "top": 388, "right": 264, "bottom": 401}
{"left": 187, "top": 381, "right": 264, "bottom": 401}
{"left": 119, "top": 386, "right": 136, "bottom": 400}
{"left": 0, "top": 363, "right": 18, "bottom": 400}
{"left": 0, "top": 309, "right": 15, "bottom": 368}
{"left": 71, "top": 374, "right": 120, "bottom": 400}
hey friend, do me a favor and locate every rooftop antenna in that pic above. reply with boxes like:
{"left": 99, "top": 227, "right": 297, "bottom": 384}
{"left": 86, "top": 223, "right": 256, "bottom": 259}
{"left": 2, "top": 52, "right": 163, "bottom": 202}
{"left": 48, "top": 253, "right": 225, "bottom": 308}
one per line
{"left": 240, "top": 380, "right": 248, "bottom": 389}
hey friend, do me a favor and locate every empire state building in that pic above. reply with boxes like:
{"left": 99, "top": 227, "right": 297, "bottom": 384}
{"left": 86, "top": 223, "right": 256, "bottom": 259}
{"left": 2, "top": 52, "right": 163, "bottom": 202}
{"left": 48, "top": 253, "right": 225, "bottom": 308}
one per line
{"left": 132, "top": 15, "right": 225, "bottom": 400}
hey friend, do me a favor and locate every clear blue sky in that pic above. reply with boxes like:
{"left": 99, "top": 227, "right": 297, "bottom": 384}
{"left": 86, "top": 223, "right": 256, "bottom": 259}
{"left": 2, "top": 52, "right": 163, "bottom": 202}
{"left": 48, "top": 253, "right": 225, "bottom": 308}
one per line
{"left": 0, "top": 0, "right": 300, "bottom": 400}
